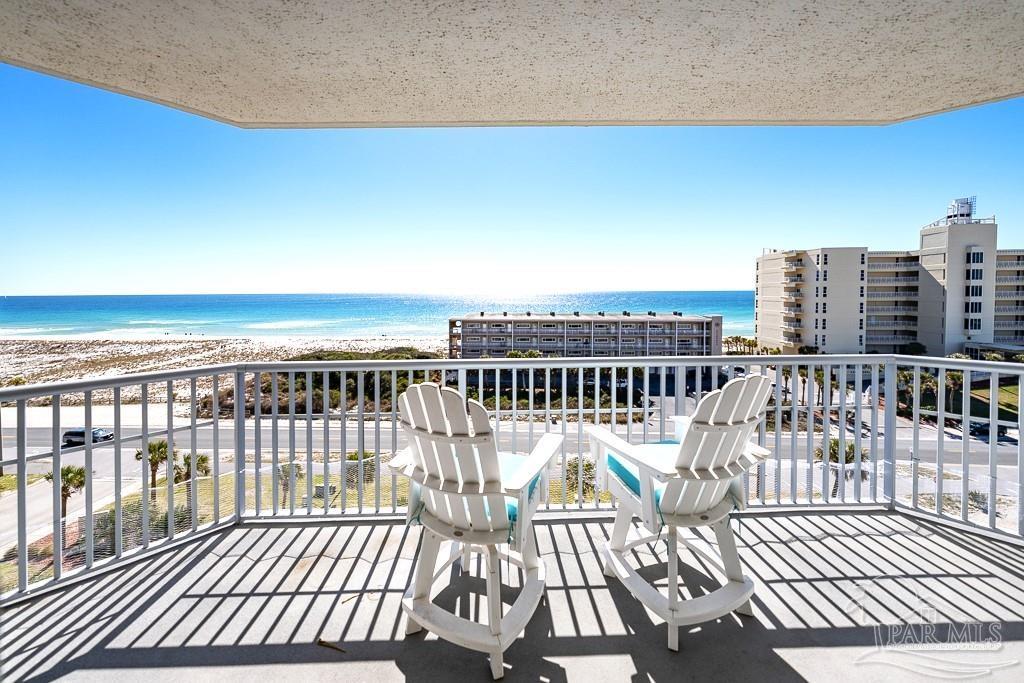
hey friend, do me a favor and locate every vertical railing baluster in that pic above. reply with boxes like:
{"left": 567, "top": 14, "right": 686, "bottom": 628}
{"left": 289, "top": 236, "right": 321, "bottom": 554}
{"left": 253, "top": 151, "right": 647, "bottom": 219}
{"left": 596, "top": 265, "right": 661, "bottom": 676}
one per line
{"left": 357, "top": 371, "right": 365, "bottom": 513}
{"left": 806, "top": 364, "right": 815, "bottom": 504}
{"left": 790, "top": 364, "right": 798, "bottom": 504}
{"left": 529, "top": 366, "right": 535, "bottom": 451}
{"left": 561, "top": 367, "right": 567, "bottom": 510}
{"left": 1018, "top": 372, "right": 1024, "bottom": 537}
{"left": 212, "top": 375, "right": 220, "bottom": 522}
{"left": 323, "top": 370, "right": 330, "bottom": 516}
{"left": 610, "top": 366, "right": 617, "bottom": 439}
{"left": 642, "top": 367, "right": 650, "bottom": 444}
{"left": 870, "top": 364, "right": 879, "bottom": 502}
{"left": 822, "top": 363, "right": 831, "bottom": 502}
{"left": 577, "top": 366, "right": 584, "bottom": 507}
{"left": 306, "top": 370, "right": 314, "bottom": 514}
{"left": 374, "top": 370, "right": 381, "bottom": 513}
{"left": 837, "top": 364, "right": 847, "bottom": 504}
{"left": 141, "top": 383, "right": 150, "bottom": 546}
{"left": 988, "top": 371, "right": 999, "bottom": 529}
{"left": 883, "top": 360, "right": 896, "bottom": 505}
{"left": 85, "top": 390, "right": 94, "bottom": 565}
{"left": 254, "top": 372, "right": 262, "bottom": 516}
{"left": 288, "top": 371, "right": 296, "bottom": 514}
{"left": 512, "top": 368, "right": 518, "bottom": 453}
{"left": 234, "top": 370, "right": 245, "bottom": 520}
{"left": 494, "top": 367, "right": 501, "bottom": 444}
{"left": 627, "top": 366, "right": 634, "bottom": 443}
{"left": 853, "top": 365, "right": 863, "bottom": 503}
{"left": 774, "top": 364, "right": 782, "bottom": 504}
{"left": 961, "top": 368, "right": 971, "bottom": 522}
{"left": 51, "top": 394, "right": 62, "bottom": 578}
{"left": 114, "top": 386, "right": 123, "bottom": 556}
{"left": 659, "top": 366, "right": 666, "bottom": 440}
{"left": 190, "top": 377, "right": 198, "bottom": 531}
{"left": 16, "top": 399, "right": 27, "bottom": 592}
{"left": 391, "top": 369, "right": 398, "bottom": 512}
{"left": 165, "top": 381, "right": 174, "bottom": 539}
{"left": 271, "top": 372, "right": 279, "bottom": 515}
{"left": 340, "top": 371, "right": 348, "bottom": 513}
{"left": 936, "top": 368, "right": 946, "bottom": 516}
{"left": 912, "top": 366, "right": 921, "bottom": 509}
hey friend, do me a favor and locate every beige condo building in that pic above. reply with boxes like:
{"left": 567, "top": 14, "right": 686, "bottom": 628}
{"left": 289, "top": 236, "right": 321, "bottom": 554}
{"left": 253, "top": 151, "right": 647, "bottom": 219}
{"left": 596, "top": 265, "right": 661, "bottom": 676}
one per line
{"left": 756, "top": 198, "right": 1020, "bottom": 357}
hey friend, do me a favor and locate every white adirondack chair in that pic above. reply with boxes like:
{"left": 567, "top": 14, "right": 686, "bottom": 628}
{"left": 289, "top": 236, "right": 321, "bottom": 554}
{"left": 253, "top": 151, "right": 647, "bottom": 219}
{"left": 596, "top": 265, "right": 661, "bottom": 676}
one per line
{"left": 389, "top": 382, "right": 562, "bottom": 679}
{"left": 585, "top": 374, "right": 773, "bottom": 650}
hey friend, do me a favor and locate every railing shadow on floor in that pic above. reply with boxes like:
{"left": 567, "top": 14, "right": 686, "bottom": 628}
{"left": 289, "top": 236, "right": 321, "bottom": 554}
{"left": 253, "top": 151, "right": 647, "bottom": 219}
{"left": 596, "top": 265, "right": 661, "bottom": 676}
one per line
{"left": 2, "top": 510, "right": 1023, "bottom": 682}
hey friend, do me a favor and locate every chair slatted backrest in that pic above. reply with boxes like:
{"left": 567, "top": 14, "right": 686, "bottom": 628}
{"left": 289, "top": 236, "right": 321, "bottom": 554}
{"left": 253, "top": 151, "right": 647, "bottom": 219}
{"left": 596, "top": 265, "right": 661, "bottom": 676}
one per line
{"left": 398, "top": 382, "right": 510, "bottom": 534}
{"left": 660, "top": 375, "right": 773, "bottom": 516}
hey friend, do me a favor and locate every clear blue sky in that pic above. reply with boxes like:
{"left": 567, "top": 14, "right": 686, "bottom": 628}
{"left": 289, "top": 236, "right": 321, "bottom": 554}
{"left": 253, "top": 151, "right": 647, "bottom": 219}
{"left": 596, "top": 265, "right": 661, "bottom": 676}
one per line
{"left": 2, "top": 63, "right": 1022, "bottom": 296}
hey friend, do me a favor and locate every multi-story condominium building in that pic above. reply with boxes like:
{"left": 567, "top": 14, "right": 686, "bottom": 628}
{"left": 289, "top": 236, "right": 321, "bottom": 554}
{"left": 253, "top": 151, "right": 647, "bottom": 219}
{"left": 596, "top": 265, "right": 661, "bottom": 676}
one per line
{"left": 449, "top": 311, "right": 723, "bottom": 359}
{"left": 756, "top": 198, "right": 1017, "bottom": 356}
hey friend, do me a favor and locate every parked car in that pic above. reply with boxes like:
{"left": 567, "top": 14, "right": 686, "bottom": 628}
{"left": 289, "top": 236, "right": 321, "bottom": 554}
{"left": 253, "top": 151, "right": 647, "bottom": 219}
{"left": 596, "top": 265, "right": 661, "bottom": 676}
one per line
{"left": 968, "top": 422, "right": 1008, "bottom": 439}
{"left": 62, "top": 428, "right": 114, "bottom": 446}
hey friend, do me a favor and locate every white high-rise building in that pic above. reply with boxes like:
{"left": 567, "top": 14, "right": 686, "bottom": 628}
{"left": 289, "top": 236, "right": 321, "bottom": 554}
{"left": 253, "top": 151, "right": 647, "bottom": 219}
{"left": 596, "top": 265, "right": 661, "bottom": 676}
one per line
{"left": 756, "top": 198, "right": 1017, "bottom": 357}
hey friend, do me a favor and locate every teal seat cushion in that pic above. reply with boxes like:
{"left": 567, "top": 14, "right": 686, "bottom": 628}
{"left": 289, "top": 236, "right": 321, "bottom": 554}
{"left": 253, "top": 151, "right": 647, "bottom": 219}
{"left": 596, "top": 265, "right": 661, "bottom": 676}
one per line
{"left": 497, "top": 452, "right": 542, "bottom": 522}
{"left": 606, "top": 443, "right": 675, "bottom": 507}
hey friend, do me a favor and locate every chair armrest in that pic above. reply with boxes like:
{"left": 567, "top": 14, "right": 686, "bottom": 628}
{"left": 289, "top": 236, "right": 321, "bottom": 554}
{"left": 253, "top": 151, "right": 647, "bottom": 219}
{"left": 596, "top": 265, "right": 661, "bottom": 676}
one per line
{"left": 503, "top": 433, "right": 562, "bottom": 494}
{"left": 584, "top": 425, "right": 677, "bottom": 481}
{"left": 674, "top": 441, "right": 772, "bottom": 480}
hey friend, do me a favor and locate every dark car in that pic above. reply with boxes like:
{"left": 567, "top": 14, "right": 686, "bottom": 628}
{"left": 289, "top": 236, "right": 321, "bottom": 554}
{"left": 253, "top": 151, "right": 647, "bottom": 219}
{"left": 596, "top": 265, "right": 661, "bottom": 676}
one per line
{"left": 968, "top": 422, "right": 1008, "bottom": 439}
{"left": 62, "top": 428, "right": 114, "bottom": 446}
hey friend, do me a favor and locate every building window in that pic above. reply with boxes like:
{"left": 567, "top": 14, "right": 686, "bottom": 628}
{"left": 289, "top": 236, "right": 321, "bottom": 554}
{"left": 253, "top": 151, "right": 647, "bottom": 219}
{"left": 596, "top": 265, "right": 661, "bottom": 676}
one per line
{"left": 859, "top": 319, "right": 863, "bottom": 329}
{"left": 822, "top": 303, "right": 828, "bottom": 313}
{"left": 859, "top": 286, "right": 864, "bottom": 297}
{"left": 816, "top": 270, "right": 820, "bottom": 281}
{"left": 814, "top": 319, "right": 819, "bottom": 329}
{"left": 859, "top": 334, "right": 863, "bottom": 345}
{"left": 965, "top": 284, "right": 982, "bottom": 297}
{"left": 824, "top": 254, "right": 829, "bottom": 265}
{"left": 815, "top": 303, "right": 819, "bottom": 313}
{"left": 815, "top": 287, "right": 819, "bottom": 297}
{"left": 965, "top": 301, "right": 981, "bottom": 313}
{"left": 823, "top": 286, "right": 828, "bottom": 297}
{"left": 860, "top": 270, "right": 865, "bottom": 281}
{"left": 823, "top": 270, "right": 828, "bottom": 281}
{"left": 861, "top": 253, "right": 866, "bottom": 265}
{"left": 822, "top": 319, "right": 827, "bottom": 329}
{"left": 859, "top": 302, "right": 864, "bottom": 313}
{"left": 815, "top": 254, "right": 820, "bottom": 265}
{"left": 971, "top": 252, "right": 984, "bottom": 264}
{"left": 822, "top": 335, "right": 827, "bottom": 345}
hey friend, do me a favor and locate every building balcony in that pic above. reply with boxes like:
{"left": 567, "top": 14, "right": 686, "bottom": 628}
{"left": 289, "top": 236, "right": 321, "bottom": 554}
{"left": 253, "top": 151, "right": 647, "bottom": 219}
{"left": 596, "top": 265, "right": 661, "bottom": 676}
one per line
{"left": 867, "top": 276, "right": 919, "bottom": 284}
{"left": 866, "top": 261, "right": 918, "bottom": 270}
{"left": 995, "top": 306, "right": 1024, "bottom": 314}
{"left": 996, "top": 276, "right": 1024, "bottom": 284}
{"left": 865, "top": 305, "right": 918, "bottom": 314}
{"left": 865, "top": 320, "right": 918, "bottom": 330}
{"left": 994, "top": 335, "right": 1024, "bottom": 344}
{"left": 997, "top": 260, "right": 1024, "bottom": 269}
{"left": 865, "top": 334, "right": 917, "bottom": 343}
{"left": 782, "top": 259, "right": 805, "bottom": 271}
{"left": 995, "top": 290, "right": 1024, "bottom": 299}
{"left": 993, "top": 320, "right": 1024, "bottom": 329}
{"left": 866, "top": 291, "right": 918, "bottom": 299}
{"left": 3, "top": 354, "right": 1024, "bottom": 680}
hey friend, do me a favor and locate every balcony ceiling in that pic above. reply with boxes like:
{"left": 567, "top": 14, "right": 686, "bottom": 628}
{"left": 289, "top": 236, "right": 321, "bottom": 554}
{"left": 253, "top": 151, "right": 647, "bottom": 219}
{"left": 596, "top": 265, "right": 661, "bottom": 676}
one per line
{"left": 1, "top": 1, "right": 1023, "bottom": 128}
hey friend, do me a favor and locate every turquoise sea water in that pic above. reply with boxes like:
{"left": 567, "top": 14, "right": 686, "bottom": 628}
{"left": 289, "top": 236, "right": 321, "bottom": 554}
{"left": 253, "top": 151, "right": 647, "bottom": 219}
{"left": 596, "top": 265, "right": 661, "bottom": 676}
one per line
{"left": 0, "top": 292, "right": 755, "bottom": 338}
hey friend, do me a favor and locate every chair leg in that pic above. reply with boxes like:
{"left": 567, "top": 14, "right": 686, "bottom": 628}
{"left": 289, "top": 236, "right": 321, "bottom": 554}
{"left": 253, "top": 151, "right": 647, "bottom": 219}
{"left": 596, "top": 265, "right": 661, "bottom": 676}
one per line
{"left": 489, "top": 650, "right": 504, "bottom": 680}
{"left": 604, "top": 504, "right": 632, "bottom": 576}
{"left": 406, "top": 529, "right": 443, "bottom": 635}
{"left": 666, "top": 526, "right": 679, "bottom": 651}
{"left": 713, "top": 518, "right": 753, "bottom": 617}
{"left": 461, "top": 542, "right": 472, "bottom": 571}
{"left": 485, "top": 545, "right": 503, "bottom": 636}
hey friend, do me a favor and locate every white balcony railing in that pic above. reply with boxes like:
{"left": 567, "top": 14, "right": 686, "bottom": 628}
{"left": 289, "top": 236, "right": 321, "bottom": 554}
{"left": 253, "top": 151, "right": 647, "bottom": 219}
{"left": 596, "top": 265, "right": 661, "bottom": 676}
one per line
{"left": 996, "top": 276, "right": 1024, "bottom": 283}
{"left": 867, "top": 262, "right": 918, "bottom": 271}
{"left": 867, "top": 276, "right": 919, "bottom": 284}
{"left": 866, "top": 291, "right": 918, "bottom": 299}
{"left": 866, "top": 306, "right": 918, "bottom": 314}
{"left": 2, "top": 353, "right": 1024, "bottom": 607}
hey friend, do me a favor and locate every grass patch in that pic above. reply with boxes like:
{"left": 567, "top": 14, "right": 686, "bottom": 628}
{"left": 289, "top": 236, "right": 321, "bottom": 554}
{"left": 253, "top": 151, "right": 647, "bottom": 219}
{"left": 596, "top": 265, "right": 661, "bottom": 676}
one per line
{"left": 0, "top": 474, "right": 45, "bottom": 495}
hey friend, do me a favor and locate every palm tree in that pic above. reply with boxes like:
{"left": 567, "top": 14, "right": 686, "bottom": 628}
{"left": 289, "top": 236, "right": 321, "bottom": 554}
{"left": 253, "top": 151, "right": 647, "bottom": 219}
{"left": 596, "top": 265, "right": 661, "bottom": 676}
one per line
{"left": 781, "top": 366, "right": 792, "bottom": 403}
{"left": 173, "top": 452, "right": 211, "bottom": 484}
{"left": 280, "top": 462, "right": 304, "bottom": 504}
{"left": 136, "top": 440, "right": 174, "bottom": 501}
{"left": 45, "top": 465, "right": 87, "bottom": 518}
{"left": 814, "top": 438, "right": 869, "bottom": 497}
{"left": 945, "top": 353, "right": 970, "bottom": 413}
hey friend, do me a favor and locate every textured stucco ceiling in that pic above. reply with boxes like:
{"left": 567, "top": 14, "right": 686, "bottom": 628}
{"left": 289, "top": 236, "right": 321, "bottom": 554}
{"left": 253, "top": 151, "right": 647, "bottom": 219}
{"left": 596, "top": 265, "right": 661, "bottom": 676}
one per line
{"left": 1, "top": 1, "right": 1023, "bottom": 128}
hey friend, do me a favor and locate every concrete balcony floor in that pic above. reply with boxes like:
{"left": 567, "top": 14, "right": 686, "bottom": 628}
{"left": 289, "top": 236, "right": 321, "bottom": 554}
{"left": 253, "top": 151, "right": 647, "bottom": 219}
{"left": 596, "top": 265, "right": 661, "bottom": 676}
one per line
{"left": 2, "top": 510, "right": 1024, "bottom": 681}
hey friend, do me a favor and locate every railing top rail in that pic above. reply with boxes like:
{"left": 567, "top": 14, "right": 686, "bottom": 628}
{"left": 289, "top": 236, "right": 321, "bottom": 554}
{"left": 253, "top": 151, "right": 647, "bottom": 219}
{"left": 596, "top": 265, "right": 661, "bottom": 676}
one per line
{"left": 8, "top": 353, "right": 1024, "bottom": 400}
{"left": 0, "top": 363, "right": 238, "bottom": 401}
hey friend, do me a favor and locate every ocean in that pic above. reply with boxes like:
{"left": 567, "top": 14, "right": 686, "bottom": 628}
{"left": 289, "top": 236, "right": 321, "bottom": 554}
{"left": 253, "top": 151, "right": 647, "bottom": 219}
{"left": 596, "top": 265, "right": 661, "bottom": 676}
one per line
{"left": 0, "top": 292, "right": 755, "bottom": 339}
